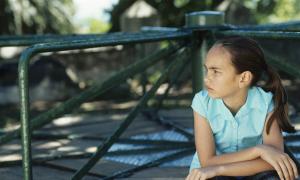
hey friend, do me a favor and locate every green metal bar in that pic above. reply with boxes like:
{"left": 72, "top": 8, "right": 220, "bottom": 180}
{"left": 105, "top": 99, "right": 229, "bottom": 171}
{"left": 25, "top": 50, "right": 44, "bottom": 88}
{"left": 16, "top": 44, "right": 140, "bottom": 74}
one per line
{"left": 154, "top": 47, "right": 190, "bottom": 111}
{"left": 103, "top": 148, "right": 195, "bottom": 180}
{"left": 71, "top": 47, "right": 190, "bottom": 179}
{"left": 142, "top": 22, "right": 300, "bottom": 37}
{"left": 0, "top": 34, "right": 101, "bottom": 47}
{"left": 191, "top": 33, "right": 204, "bottom": 94}
{"left": 0, "top": 31, "right": 189, "bottom": 47}
{"left": 232, "top": 21, "right": 300, "bottom": 31}
{"left": 19, "top": 50, "right": 32, "bottom": 180}
{"left": 214, "top": 30, "right": 300, "bottom": 40}
{"left": 0, "top": 44, "right": 183, "bottom": 145}
{"left": 141, "top": 26, "right": 179, "bottom": 32}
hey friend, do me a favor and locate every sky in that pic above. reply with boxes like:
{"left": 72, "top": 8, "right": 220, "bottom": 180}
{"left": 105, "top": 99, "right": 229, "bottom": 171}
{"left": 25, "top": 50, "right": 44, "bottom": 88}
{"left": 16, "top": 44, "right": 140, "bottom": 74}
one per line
{"left": 73, "top": 0, "right": 119, "bottom": 22}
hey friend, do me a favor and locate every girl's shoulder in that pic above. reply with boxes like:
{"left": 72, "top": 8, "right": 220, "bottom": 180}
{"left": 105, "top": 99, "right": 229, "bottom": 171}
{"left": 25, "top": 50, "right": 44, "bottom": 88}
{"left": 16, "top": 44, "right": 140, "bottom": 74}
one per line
{"left": 191, "top": 90, "right": 212, "bottom": 118}
{"left": 250, "top": 86, "right": 274, "bottom": 112}
{"left": 252, "top": 86, "right": 273, "bottom": 102}
{"left": 194, "top": 89, "right": 211, "bottom": 103}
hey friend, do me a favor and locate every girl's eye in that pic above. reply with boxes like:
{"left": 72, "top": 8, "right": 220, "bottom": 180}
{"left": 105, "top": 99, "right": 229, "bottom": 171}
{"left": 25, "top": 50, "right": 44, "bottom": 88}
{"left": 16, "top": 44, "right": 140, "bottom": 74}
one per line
{"left": 213, "top": 70, "right": 219, "bottom": 74}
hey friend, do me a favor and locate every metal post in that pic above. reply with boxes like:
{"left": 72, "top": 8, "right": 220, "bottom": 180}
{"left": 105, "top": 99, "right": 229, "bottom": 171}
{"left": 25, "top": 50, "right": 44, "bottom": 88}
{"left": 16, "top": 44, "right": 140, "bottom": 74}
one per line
{"left": 19, "top": 52, "right": 33, "bottom": 180}
{"left": 185, "top": 11, "right": 224, "bottom": 94}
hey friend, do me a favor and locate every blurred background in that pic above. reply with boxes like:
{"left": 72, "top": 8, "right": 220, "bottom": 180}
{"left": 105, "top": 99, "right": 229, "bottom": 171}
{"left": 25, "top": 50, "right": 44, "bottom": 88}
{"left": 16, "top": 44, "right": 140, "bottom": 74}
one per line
{"left": 1, "top": 0, "right": 300, "bottom": 129}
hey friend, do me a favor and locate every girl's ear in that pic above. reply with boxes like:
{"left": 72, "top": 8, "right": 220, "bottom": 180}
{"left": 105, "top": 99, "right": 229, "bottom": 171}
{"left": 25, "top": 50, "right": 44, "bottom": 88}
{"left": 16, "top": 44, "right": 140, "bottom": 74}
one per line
{"left": 239, "top": 71, "right": 252, "bottom": 88}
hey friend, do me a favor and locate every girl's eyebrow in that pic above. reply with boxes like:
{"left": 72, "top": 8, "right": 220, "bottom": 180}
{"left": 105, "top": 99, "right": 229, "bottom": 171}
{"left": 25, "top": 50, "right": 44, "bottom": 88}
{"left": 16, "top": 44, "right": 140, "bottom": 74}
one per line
{"left": 203, "top": 64, "right": 222, "bottom": 70}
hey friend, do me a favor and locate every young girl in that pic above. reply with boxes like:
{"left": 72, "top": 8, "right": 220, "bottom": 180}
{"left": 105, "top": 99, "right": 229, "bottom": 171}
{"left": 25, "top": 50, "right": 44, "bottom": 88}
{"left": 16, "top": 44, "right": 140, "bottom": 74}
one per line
{"left": 186, "top": 36, "right": 298, "bottom": 180}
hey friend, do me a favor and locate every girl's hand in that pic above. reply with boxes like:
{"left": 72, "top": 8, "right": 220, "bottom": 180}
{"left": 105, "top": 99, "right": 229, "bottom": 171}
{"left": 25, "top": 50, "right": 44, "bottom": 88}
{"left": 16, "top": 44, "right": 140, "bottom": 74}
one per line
{"left": 257, "top": 144, "right": 298, "bottom": 180}
{"left": 186, "top": 166, "right": 221, "bottom": 180}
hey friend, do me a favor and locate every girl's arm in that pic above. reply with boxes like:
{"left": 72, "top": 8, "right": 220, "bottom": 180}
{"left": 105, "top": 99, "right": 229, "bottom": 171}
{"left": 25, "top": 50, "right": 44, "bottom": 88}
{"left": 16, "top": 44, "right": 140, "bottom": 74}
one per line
{"left": 193, "top": 111, "right": 298, "bottom": 179}
{"left": 215, "top": 158, "right": 273, "bottom": 176}
{"left": 215, "top": 111, "right": 283, "bottom": 175}
{"left": 215, "top": 111, "right": 298, "bottom": 179}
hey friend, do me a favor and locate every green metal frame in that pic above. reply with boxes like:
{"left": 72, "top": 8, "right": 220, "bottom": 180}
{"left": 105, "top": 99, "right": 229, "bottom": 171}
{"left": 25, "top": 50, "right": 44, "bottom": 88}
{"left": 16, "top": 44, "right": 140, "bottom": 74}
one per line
{"left": 0, "top": 15, "right": 300, "bottom": 180}
{"left": 0, "top": 43, "right": 185, "bottom": 145}
{"left": 72, "top": 46, "right": 191, "bottom": 179}
{"left": 15, "top": 31, "right": 191, "bottom": 180}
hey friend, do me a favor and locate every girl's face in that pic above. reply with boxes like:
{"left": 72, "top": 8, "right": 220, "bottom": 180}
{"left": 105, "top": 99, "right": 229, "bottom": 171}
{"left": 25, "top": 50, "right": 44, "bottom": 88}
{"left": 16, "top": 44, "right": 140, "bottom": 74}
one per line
{"left": 203, "top": 44, "right": 242, "bottom": 99}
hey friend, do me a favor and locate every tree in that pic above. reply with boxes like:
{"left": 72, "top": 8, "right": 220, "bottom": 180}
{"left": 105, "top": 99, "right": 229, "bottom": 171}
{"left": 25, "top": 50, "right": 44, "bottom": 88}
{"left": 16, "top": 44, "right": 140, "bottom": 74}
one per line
{"left": 0, "top": 0, "right": 74, "bottom": 35}
{"left": 108, "top": 0, "right": 300, "bottom": 32}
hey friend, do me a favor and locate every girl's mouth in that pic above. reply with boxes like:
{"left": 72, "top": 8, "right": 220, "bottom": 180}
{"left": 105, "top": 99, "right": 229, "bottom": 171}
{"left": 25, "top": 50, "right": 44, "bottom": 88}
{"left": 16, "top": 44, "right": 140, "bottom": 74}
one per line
{"left": 205, "top": 86, "right": 213, "bottom": 91}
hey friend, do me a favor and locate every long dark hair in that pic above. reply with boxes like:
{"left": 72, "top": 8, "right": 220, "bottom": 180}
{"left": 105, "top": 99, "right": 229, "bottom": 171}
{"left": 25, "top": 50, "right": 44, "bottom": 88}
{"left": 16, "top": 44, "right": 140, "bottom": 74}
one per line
{"left": 215, "top": 36, "right": 295, "bottom": 134}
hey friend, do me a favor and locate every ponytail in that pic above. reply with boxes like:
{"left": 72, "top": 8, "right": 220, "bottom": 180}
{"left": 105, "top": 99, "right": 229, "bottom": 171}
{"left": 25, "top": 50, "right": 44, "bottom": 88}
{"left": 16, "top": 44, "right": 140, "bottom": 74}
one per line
{"left": 263, "top": 65, "right": 295, "bottom": 134}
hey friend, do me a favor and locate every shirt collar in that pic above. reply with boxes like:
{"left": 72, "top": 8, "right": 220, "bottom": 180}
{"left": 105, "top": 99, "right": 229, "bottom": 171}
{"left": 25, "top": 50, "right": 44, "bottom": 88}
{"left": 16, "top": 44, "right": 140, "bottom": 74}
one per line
{"left": 210, "top": 87, "right": 266, "bottom": 120}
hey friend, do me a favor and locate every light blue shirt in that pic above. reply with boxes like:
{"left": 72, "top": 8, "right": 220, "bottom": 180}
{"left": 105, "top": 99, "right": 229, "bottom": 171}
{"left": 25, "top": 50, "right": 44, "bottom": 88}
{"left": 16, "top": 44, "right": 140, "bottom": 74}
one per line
{"left": 189, "top": 86, "right": 274, "bottom": 171}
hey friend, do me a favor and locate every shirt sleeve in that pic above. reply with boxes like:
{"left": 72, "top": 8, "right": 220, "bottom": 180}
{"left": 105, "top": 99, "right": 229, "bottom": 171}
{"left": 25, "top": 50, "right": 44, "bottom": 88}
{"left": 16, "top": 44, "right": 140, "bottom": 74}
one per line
{"left": 191, "top": 91, "right": 207, "bottom": 118}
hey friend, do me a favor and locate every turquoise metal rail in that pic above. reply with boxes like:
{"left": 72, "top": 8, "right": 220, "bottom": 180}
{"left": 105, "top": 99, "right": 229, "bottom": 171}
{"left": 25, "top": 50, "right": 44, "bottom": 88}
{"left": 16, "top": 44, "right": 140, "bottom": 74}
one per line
{"left": 215, "top": 30, "right": 300, "bottom": 39}
{"left": 0, "top": 32, "right": 186, "bottom": 47}
{"left": 0, "top": 34, "right": 102, "bottom": 47}
{"left": 0, "top": 12, "right": 300, "bottom": 180}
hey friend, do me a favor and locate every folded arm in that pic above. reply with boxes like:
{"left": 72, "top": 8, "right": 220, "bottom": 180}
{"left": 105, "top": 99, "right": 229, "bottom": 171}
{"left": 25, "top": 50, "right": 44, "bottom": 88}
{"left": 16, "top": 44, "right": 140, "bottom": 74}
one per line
{"left": 193, "top": 111, "right": 286, "bottom": 176}
{"left": 216, "top": 158, "right": 273, "bottom": 176}
{"left": 193, "top": 111, "right": 265, "bottom": 167}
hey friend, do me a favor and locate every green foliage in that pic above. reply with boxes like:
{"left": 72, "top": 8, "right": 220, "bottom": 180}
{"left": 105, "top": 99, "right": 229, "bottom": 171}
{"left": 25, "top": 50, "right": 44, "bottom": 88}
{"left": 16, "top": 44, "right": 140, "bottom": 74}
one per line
{"left": 174, "top": 0, "right": 190, "bottom": 8}
{"left": 244, "top": 0, "right": 300, "bottom": 24}
{"left": 87, "top": 18, "right": 111, "bottom": 33}
{"left": 109, "top": 0, "right": 300, "bottom": 31}
{"left": 266, "top": 0, "right": 300, "bottom": 23}
{"left": 0, "top": 0, "right": 75, "bottom": 34}
{"left": 148, "top": 71, "right": 162, "bottom": 84}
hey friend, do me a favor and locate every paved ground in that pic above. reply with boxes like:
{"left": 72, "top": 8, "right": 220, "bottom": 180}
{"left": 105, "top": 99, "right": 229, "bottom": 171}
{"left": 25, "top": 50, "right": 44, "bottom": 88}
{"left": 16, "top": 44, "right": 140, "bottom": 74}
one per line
{"left": 0, "top": 107, "right": 195, "bottom": 179}
{"left": 0, "top": 74, "right": 299, "bottom": 179}
{"left": 0, "top": 104, "right": 300, "bottom": 180}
